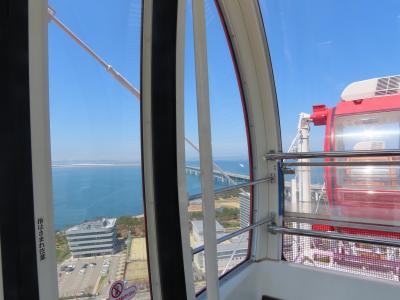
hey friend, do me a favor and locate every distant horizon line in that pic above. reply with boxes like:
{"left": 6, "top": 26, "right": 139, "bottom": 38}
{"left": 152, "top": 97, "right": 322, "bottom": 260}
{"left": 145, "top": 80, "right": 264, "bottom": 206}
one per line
{"left": 52, "top": 157, "right": 249, "bottom": 167}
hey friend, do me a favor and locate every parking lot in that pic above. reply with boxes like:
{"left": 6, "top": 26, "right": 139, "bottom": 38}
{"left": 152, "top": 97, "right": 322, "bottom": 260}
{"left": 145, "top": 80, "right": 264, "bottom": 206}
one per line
{"left": 58, "top": 254, "right": 123, "bottom": 298}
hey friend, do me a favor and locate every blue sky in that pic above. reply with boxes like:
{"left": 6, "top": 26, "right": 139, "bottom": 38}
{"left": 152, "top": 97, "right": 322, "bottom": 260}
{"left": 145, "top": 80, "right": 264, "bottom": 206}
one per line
{"left": 260, "top": 0, "right": 400, "bottom": 150}
{"left": 49, "top": 0, "right": 400, "bottom": 162}
{"left": 49, "top": 0, "right": 142, "bottom": 162}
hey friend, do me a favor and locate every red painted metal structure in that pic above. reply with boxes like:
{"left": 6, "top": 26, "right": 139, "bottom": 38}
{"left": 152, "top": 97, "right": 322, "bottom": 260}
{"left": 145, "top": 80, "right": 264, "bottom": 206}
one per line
{"left": 310, "top": 77, "right": 400, "bottom": 239}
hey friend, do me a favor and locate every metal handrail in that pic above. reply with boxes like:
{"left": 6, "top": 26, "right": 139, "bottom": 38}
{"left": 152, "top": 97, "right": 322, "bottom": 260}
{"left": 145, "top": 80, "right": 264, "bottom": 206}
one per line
{"left": 285, "top": 212, "right": 400, "bottom": 227}
{"left": 283, "top": 216, "right": 400, "bottom": 233}
{"left": 192, "top": 218, "right": 271, "bottom": 255}
{"left": 188, "top": 177, "right": 273, "bottom": 201}
{"left": 283, "top": 161, "right": 400, "bottom": 167}
{"left": 268, "top": 224, "right": 400, "bottom": 248}
{"left": 264, "top": 150, "right": 400, "bottom": 161}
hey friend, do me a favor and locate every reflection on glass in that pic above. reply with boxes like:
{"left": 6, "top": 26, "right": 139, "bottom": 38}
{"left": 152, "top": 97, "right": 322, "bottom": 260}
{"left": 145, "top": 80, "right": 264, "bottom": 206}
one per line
{"left": 192, "top": 232, "right": 249, "bottom": 293}
{"left": 216, "top": 232, "right": 249, "bottom": 275}
{"left": 193, "top": 252, "right": 206, "bottom": 293}
{"left": 49, "top": 1, "right": 149, "bottom": 299}
{"left": 185, "top": 0, "right": 251, "bottom": 292}
{"left": 284, "top": 166, "right": 328, "bottom": 216}
{"left": 259, "top": 0, "right": 400, "bottom": 285}
{"left": 189, "top": 187, "right": 250, "bottom": 290}
{"left": 336, "top": 111, "right": 400, "bottom": 151}
{"left": 283, "top": 223, "right": 400, "bottom": 283}
{"left": 332, "top": 111, "right": 400, "bottom": 220}
{"left": 284, "top": 165, "right": 400, "bottom": 223}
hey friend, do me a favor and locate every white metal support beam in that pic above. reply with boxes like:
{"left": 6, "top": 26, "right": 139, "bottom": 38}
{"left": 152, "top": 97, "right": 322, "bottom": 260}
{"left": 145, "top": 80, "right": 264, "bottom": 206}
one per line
{"left": 47, "top": 7, "right": 237, "bottom": 188}
{"left": 176, "top": 0, "right": 196, "bottom": 298}
{"left": 29, "top": 0, "right": 59, "bottom": 299}
{"left": 217, "top": 0, "right": 281, "bottom": 262}
{"left": 141, "top": 1, "right": 162, "bottom": 298}
{"left": 192, "top": 1, "right": 220, "bottom": 299}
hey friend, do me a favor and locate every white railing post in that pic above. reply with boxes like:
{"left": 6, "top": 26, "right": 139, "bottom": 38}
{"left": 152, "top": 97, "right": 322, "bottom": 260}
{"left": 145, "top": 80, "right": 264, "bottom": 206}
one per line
{"left": 176, "top": 0, "right": 196, "bottom": 298}
{"left": 192, "top": 0, "right": 220, "bottom": 299}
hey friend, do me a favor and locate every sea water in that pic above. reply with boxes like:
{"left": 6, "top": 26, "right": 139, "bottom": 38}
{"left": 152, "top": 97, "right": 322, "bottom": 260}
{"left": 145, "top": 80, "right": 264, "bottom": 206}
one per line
{"left": 52, "top": 160, "right": 250, "bottom": 230}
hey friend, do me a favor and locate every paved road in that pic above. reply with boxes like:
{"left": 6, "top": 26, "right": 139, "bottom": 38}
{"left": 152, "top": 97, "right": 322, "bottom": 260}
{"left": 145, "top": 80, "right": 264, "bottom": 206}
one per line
{"left": 58, "top": 255, "right": 121, "bottom": 298}
{"left": 98, "top": 255, "right": 122, "bottom": 297}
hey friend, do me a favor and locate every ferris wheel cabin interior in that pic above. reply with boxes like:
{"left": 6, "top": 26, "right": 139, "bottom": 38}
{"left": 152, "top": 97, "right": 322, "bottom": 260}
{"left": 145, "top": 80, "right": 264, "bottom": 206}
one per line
{"left": 3, "top": 0, "right": 400, "bottom": 299}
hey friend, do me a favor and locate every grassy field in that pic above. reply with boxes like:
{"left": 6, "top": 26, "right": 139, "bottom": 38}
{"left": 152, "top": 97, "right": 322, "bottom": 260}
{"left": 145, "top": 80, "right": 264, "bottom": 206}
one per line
{"left": 188, "top": 196, "right": 241, "bottom": 212}
{"left": 188, "top": 195, "right": 242, "bottom": 229}
{"left": 125, "top": 237, "right": 149, "bottom": 284}
{"left": 55, "top": 232, "right": 71, "bottom": 263}
{"left": 125, "top": 261, "right": 149, "bottom": 283}
{"left": 116, "top": 216, "right": 146, "bottom": 238}
{"left": 129, "top": 237, "right": 147, "bottom": 261}
{"left": 189, "top": 206, "right": 241, "bottom": 228}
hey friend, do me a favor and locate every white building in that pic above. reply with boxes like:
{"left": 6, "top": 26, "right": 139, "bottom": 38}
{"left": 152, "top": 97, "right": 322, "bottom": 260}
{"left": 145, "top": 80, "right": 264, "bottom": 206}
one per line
{"left": 65, "top": 218, "right": 118, "bottom": 258}
{"left": 191, "top": 220, "right": 249, "bottom": 275}
{"left": 191, "top": 219, "right": 225, "bottom": 245}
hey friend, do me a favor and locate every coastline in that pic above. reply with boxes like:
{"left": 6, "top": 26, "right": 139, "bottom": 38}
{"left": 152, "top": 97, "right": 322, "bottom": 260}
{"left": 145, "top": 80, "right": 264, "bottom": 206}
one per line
{"left": 57, "top": 213, "right": 145, "bottom": 232}
{"left": 52, "top": 160, "right": 250, "bottom": 230}
{"left": 52, "top": 163, "right": 142, "bottom": 168}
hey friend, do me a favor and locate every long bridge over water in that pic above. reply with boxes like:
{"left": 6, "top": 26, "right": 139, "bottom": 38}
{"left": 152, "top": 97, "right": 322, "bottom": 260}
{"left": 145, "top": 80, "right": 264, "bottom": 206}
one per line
{"left": 185, "top": 165, "right": 327, "bottom": 213}
{"left": 185, "top": 165, "right": 249, "bottom": 184}
{"left": 185, "top": 166, "right": 324, "bottom": 196}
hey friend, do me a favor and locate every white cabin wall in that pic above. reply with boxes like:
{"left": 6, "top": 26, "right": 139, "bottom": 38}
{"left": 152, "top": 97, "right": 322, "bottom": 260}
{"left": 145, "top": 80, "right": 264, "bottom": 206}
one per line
{"left": 220, "top": 260, "right": 400, "bottom": 300}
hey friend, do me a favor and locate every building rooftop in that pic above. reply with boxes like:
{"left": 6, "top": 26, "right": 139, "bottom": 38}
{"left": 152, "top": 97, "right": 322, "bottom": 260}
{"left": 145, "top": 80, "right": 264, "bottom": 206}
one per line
{"left": 217, "top": 236, "right": 249, "bottom": 253}
{"left": 192, "top": 220, "right": 224, "bottom": 234}
{"left": 66, "top": 218, "right": 117, "bottom": 234}
{"left": 191, "top": 220, "right": 226, "bottom": 242}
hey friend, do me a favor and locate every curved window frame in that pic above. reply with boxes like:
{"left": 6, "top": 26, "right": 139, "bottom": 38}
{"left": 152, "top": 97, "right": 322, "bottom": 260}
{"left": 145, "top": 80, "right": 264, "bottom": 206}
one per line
{"left": 213, "top": 0, "right": 255, "bottom": 276}
{"left": 193, "top": 1, "right": 279, "bottom": 297}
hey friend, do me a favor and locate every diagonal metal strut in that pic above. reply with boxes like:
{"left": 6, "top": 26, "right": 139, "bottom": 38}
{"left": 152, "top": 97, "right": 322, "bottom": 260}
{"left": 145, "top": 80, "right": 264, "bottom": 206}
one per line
{"left": 48, "top": 6, "right": 239, "bottom": 186}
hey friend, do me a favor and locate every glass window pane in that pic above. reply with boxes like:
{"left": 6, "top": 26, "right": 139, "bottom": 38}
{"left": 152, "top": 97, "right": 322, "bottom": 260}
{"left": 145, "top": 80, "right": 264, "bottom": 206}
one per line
{"left": 48, "top": 1, "right": 150, "bottom": 298}
{"left": 206, "top": 0, "right": 251, "bottom": 275}
{"left": 185, "top": 0, "right": 252, "bottom": 290}
{"left": 189, "top": 186, "right": 251, "bottom": 289}
{"left": 335, "top": 111, "right": 400, "bottom": 151}
{"left": 216, "top": 232, "right": 249, "bottom": 275}
{"left": 193, "top": 232, "right": 249, "bottom": 293}
{"left": 259, "top": 0, "right": 400, "bottom": 283}
{"left": 283, "top": 222, "right": 400, "bottom": 283}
